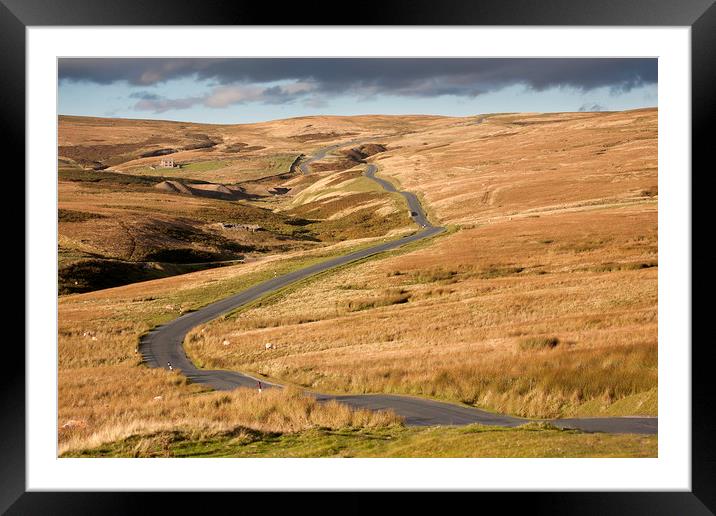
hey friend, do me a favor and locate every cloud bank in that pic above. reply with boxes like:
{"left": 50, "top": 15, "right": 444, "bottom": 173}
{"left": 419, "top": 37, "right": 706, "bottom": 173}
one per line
{"left": 59, "top": 58, "right": 657, "bottom": 113}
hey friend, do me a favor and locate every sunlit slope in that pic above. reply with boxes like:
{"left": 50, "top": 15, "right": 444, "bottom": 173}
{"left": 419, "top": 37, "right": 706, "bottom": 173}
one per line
{"left": 186, "top": 108, "right": 658, "bottom": 419}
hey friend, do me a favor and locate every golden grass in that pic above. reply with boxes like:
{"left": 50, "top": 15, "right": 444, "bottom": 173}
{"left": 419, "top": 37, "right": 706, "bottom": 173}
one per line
{"left": 188, "top": 205, "right": 657, "bottom": 419}
{"left": 58, "top": 238, "right": 412, "bottom": 455}
{"left": 373, "top": 109, "right": 657, "bottom": 225}
{"left": 58, "top": 109, "right": 658, "bottom": 455}
{"left": 59, "top": 378, "right": 400, "bottom": 456}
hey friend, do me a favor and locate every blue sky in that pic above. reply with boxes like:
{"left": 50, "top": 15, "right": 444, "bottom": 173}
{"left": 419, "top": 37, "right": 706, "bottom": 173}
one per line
{"left": 58, "top": 58, "right": 657, "bottom": 124}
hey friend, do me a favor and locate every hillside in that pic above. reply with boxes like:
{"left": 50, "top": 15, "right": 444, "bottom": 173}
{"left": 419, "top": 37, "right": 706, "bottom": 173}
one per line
{"left": 58, "top": 115, "right": 418, "bottom": 292}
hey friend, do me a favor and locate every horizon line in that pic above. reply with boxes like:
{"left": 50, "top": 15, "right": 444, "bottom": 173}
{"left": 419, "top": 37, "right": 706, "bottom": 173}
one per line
{"left": 57, "top": 105, "right": 658, "bottom": 126}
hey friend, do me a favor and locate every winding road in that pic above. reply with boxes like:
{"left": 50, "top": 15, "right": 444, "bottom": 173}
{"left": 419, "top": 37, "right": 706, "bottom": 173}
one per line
{"left": 297, "top": 138, "right": 366, "bottom": 174}
{"left": 140, "top": 141, "right": 657, "bottom": 435}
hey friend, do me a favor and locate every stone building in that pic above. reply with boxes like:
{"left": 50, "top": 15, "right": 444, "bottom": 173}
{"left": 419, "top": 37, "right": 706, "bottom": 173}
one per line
{"left": 159, "top": 158, "right": 175, "bottom": 168}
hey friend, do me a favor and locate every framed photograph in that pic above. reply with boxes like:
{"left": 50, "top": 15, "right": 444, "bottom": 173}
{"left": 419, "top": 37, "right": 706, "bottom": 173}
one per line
{"left": 7, "top": 0, "right": 711, "bottom": 511}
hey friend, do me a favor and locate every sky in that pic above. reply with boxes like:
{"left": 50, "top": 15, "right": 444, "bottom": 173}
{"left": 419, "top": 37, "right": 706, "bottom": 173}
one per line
{"left": 58, "top": 58, "right": 657, "bottom": 124}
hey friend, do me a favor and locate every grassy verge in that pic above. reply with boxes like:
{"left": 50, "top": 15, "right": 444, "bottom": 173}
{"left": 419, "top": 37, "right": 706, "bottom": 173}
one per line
{"left": 565, "top": 388, "right": 657, "bottom": 418}
{"left": 64, "top": 422, "right": 657, "bottom": 458}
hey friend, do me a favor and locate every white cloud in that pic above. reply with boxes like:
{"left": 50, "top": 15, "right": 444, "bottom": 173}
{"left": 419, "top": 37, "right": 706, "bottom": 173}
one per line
{"left": 203, "top": 85, "right": 266, "bottom": 108}
{"left": 131, "top": 81, "right": 319, "bottom": 113}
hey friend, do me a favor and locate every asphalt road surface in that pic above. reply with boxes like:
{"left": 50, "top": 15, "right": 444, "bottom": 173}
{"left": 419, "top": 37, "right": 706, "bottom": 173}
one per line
{"left": 298, "top": 138, "right": 366, "bottom": 174}
{"left": 140, "top": 142, "right": 657, "bottom": 435}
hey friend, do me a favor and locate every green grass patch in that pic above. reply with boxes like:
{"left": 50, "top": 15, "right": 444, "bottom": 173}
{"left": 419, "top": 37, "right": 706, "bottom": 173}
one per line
{"left": 344, "top": 175, "right": 385, "bottom": 194}
{"left": 293, "top": 175, "right": 384, "bottom": 206}
{"left": 566, "top": 388, "right": 657, "bottom": 417}
{"left": 63, "top": 423, "right": 657, "bottom": 458}
{"left": 180, "top": 160, "right": 231, "bottom": 173}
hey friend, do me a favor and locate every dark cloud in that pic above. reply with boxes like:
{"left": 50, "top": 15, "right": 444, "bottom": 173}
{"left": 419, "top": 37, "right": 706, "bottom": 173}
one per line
{"left": 59, "top": 58, "right": 657, "bottom": 100}
{"left": 259, "top": 85, "right": 302, "bottom": 104}
{"left": 128, "top": 90, "right": 204, "bottom": 113}
{"left": 129, "top": 91, "right": 161, "bottom": 100}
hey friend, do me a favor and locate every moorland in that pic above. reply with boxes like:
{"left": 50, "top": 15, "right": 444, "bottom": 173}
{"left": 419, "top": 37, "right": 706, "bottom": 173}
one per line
{"left": 58, "top": 109, "right": 657, "bottom": 457}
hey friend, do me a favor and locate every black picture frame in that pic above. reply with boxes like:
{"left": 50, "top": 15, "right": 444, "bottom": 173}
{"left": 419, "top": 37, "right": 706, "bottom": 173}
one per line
{"left": 5, "top": 0, "right": 712, "bottom": 512}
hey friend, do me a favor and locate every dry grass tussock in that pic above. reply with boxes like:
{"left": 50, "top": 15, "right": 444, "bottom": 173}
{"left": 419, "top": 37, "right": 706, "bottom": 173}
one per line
{"left": 59, "top": 372, "right": 400, "bottom": 456}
